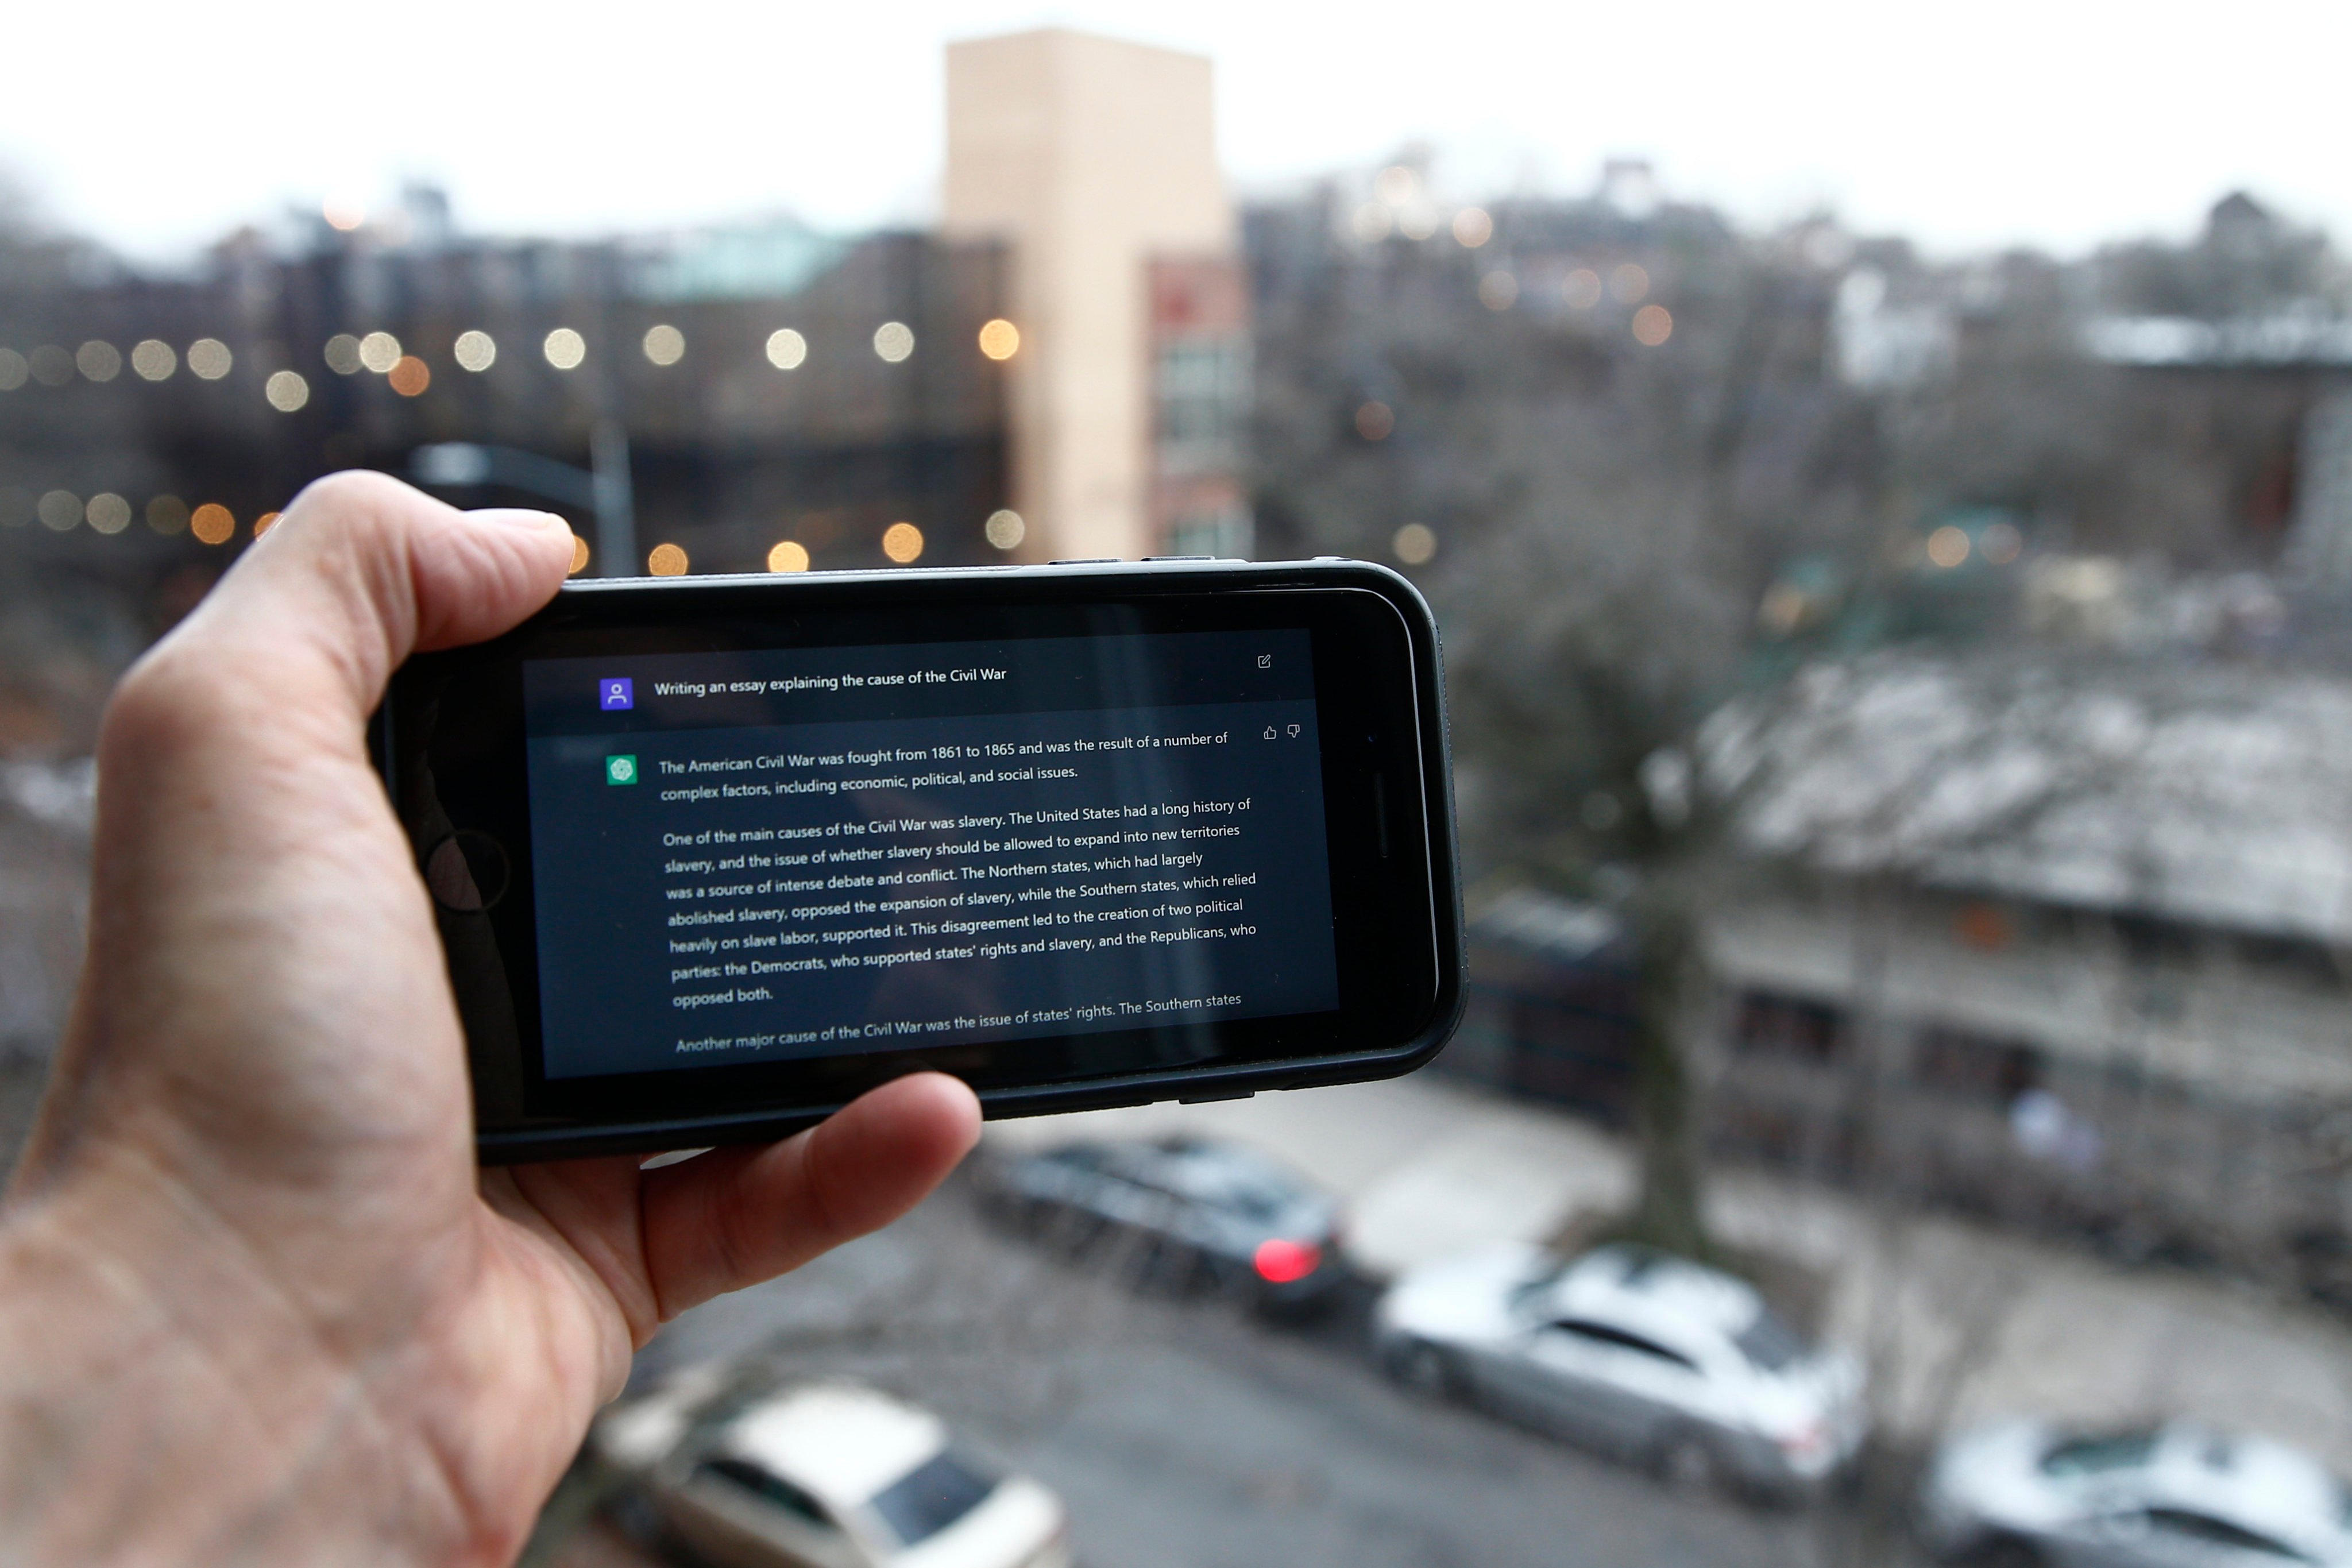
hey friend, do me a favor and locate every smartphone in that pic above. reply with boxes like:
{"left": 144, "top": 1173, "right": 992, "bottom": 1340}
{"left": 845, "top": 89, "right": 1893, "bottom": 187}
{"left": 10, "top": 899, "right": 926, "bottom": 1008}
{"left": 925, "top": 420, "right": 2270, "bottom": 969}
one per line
{"left": 374, "top": 557, "right": 1462, "bottom": 1162}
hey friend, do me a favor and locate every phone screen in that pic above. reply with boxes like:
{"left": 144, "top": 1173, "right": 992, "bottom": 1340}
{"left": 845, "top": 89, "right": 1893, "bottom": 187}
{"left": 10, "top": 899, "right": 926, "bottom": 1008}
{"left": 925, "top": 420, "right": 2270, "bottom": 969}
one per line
{"left": 520, "top": 629, "right": 1339, "bottom": 1081}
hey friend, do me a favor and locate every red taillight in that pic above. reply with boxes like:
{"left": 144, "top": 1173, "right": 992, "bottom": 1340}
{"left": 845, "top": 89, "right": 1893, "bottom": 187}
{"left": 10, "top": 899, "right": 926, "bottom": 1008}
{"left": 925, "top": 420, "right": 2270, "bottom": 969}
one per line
{"left": 1253, "top": 1238, "right": 1322, "bottom": 1283}
{"left": 1775, "top": 1420, "right": 1828, "bottom": 1458}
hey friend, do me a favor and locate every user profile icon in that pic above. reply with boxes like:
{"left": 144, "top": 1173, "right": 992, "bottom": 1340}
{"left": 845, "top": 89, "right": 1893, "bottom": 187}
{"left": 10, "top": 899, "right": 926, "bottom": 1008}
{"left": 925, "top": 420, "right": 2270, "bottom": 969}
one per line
{"left": 599, "top": 677, "right": 634, "bottom": 711}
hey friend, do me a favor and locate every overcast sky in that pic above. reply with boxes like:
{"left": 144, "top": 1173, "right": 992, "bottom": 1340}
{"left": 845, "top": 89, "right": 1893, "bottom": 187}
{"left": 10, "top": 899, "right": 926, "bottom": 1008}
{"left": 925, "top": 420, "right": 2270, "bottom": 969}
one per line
{"left": 8, "top": 0, "right": 2346, "bottom": 265}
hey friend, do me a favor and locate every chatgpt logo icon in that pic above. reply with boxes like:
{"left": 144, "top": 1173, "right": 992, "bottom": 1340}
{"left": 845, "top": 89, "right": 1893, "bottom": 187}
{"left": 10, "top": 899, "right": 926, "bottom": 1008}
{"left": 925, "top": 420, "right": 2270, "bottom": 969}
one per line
{"left": 605, "top": 754, "right": 639, "bottom": 786}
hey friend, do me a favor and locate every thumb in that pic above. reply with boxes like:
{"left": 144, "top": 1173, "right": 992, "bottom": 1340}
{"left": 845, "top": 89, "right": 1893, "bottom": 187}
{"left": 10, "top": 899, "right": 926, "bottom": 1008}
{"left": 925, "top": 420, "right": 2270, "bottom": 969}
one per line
{"left": 164, "top": 470, "right": 576, "bottom": 728}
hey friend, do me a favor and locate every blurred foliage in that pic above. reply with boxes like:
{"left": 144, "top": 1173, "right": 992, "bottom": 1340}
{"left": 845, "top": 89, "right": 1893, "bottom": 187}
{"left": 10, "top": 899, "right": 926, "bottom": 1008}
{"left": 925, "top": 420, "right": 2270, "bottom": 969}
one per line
{"left": 1247, "top": 188, "right": 1883, "bottom": 885}
{"left": 1246, "top": 185, "right": 2352, "bottom": 890}
{"left": 2095, "top": 192, "right": 2351, "bottom": 321}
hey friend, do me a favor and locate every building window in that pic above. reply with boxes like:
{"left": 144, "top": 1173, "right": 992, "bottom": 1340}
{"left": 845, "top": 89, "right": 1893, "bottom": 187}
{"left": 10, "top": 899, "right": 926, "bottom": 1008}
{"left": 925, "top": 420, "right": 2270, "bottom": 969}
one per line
{"left": 1731, "top": 990, "right": 1844, "bottom": 1063}
{"left": 1156, "top": 335, "right": 1250, "bottom": 476}
{"left": 1911, "top": 1024, "right": 2041, "bottom": 1102}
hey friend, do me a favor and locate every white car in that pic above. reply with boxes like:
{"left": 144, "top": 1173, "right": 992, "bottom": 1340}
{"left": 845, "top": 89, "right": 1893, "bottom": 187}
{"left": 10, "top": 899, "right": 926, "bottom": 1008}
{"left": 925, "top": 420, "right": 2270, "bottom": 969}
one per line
{"left": 594, "top": 1366, "right": 1071, "bottom": 1568}
{"left": 1373, "top": 1242, "right": 1866, "bottom": 1496}
{"left": 1921, "top": 1419, "right": 2352, "bottom": 1567}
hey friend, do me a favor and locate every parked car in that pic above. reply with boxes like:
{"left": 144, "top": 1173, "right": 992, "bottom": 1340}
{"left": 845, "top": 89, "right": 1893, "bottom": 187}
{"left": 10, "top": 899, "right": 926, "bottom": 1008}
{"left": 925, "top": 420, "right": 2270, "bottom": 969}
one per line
{"left": 1920, "top": 1418, "right": 2352, "bottom": 1567}
{"left": 593, "top": 1364, "right": 1071, "bottom": 1568}
{"left": 982, "top": 1134, "right": 1348, "bottom": 1309}
{"left": 1373, "top": 1242, "right": 1866, "bottom": 1497}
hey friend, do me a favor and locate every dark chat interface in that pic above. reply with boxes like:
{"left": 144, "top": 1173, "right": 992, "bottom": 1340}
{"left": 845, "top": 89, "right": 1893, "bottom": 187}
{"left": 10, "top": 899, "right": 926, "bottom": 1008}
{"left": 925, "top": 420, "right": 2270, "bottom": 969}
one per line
{"left": 522, "top": 630, "right": 1339, "bottom": 1080}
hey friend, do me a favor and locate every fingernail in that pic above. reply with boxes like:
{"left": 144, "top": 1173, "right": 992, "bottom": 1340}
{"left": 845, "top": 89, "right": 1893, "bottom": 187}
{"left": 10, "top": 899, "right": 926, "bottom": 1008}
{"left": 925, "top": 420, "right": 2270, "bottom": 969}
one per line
{"left": 466, "top": 508, "right": 570, "bottom": 530}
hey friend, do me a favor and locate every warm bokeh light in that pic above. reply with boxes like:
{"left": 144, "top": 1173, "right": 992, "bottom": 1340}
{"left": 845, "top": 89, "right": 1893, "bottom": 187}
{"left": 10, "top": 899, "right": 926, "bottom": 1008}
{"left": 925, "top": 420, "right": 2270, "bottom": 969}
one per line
{"left": 1452, "top": 208, "right": 1493, "bottom": 248}
{"left": 76, "top": 341, "right": 121, "bottom": 382}
{"left": 187, "top": 339, "right": 232, "bottom": 380}
{"left": 323, "top": 198, "right": 366, "bottom": 231}
{"left": 190, "top": 503, "right": 235, "bottom": 544}
{"left": 643, "top": 324, "right": 685, "bottom": 366}
{"left": 29, "top": 346, "right": 74, "bottom": 386}
{"left": 569, "top": 535, "right": 590, "bottom": 576}
{"left": 1478, "top": 271, "right": 1519, "bottom": 311}
{"left": 1373, "top": 164, "right": 1417, "bottom": 205}
{"left": 544, "top": 328, "right": 586, "bottom": 370}
{"left": 454, "top": 330, "right": 497, "bottom": 372}
{"left": 1981, "top": 521, "right": 2023, "bottom": 564}
{"left": 978, "top": 318, "right": 1020, "bottom": 360}
{"left": 132, "top": 339, "right": 176, "bottom": 380}
{"left": 85, "top": 493, "right": 131, "bottom": 534}
{"left": 0, "top": 349, "right": 25, "bottom": 390}
{"left": 766, "top": 328, "right": 808, "bottom": 370}
{"left": 1927, "top": 525, "right": 1972, "bottom": 568}
{"left": 388, "top": 356, "right": 430, "bottom": 396}
{"left": 145, "top": 495, "right": 189, "bottom": 534}
{"left": 37, "top": 491, "right": 80, "bottom": 531}
{"left": 265, "top": 370, "right": 310, "bottom": 412}
{"left": 647, "top": 542, "right": 688, "bottom": 576}
{"left": 1350, "top": 203, "right": 1392, "bottom": 242}
{"left": 1632, "top": 305, "right": 1674, "bottom": 346}
{"left": 1355, "top": 400, "right": 1395, "bottom": 441}
{"left": 1611, "top": 263, "right": 1651, "bottom": 303}
{"left": 767, "top": 540, "right": 810, "bottom": 573}
{"left": 1393, "top": 522, "right": 1437, "bottom": 565}
{"left": 358, "top": 331, "right": 401, "bottom": 373}
{"left": 1396, "top": 208, "right": 1438, "bottom": 241}
{"left": 1759, "top": 582, "right": 1808, "bottom": 634}
{"left": 881, "top": 521, "right": 924, "bottom": 563}
{"left": 872, "top": 322, "right": 914, "bottom": 363}
{"left": 984, "top": 508, "right": 1025, "bottom": 550}
{"left": 1563, "top": 269, "right": 1605, "bottom": 308}
{"left": 253, "top": 511, "right": 283, "bottom": 538}
{"left": 323, "top": 334, "right": 362, "bottom": 374}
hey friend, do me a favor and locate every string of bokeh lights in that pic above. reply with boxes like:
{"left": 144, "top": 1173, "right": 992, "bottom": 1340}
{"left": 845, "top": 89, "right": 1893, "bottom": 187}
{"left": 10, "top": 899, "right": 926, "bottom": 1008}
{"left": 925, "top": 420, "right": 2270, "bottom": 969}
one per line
{"left": 9, "top": 163, "right": 1668, "bottom": 578}
{"left": 0, "top": 317, "right": 1028, "bottom": 573}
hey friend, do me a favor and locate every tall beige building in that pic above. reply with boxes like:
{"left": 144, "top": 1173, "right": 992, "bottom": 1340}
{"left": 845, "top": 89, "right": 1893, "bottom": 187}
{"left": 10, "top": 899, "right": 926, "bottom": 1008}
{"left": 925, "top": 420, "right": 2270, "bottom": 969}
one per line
{"left": 944, "top": 29, "right": 1247, "bottom": 562}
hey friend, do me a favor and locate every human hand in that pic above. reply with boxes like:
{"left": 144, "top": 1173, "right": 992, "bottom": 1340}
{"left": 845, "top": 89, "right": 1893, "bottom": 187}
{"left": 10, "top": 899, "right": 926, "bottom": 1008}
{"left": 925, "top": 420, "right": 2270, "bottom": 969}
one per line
{"left": 0, "top": 473, "right": 981, "bottom": 1566}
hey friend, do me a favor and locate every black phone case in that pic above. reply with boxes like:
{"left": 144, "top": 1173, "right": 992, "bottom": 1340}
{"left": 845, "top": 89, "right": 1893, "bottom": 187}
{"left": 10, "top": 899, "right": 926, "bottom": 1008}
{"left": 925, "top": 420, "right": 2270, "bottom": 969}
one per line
{"left": 374, "top": 557, "right": 1464, "bottom": 1161}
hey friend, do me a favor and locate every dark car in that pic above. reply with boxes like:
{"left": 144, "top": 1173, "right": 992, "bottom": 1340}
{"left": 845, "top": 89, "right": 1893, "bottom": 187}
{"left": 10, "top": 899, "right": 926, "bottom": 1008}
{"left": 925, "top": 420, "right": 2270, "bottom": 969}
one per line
{"left": 983, "top": 1135, "right": 1349, "bottom": 1309}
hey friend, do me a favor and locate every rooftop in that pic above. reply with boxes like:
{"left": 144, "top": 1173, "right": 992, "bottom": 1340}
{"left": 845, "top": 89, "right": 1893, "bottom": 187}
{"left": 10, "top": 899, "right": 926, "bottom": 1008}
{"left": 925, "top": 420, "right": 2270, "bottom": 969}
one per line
{"left": 1704, "top": 654, "right": 2352, "bottom": 945}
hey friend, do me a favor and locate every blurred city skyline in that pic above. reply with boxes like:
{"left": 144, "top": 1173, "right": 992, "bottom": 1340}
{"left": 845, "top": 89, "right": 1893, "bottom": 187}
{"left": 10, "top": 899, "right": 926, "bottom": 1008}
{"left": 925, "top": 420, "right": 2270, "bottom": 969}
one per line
{"left": 7, "top": 0, "right": 2346, "bottom": 264}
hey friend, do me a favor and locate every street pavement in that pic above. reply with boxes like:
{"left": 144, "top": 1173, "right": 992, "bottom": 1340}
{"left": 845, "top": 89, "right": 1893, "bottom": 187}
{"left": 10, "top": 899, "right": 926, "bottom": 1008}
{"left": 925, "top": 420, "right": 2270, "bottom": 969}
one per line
{"left": 535, "top": 1068, "right": 2352, "bottom": 1567}
{"left": 985, "top": 1070, "right": 2352, "bottom": 1473}
{"left": 560, "top": 1175, "right": 1852, "bottom": 1568}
